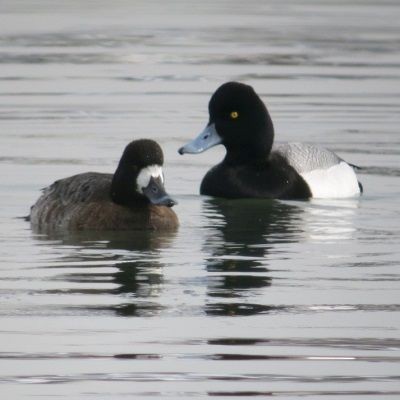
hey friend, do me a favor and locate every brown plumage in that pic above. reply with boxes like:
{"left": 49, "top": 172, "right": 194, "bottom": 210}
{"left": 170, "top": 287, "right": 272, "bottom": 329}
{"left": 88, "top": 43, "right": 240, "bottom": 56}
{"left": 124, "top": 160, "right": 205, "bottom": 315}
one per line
{"left": 29, "top": 140, "right": 179, "bottom": 232}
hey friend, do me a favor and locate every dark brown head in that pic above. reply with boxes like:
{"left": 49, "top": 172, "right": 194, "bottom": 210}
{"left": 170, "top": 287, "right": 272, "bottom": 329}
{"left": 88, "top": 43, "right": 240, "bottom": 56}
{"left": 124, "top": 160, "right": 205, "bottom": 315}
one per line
{"left": 111, "top": 139, "right": 176, "bottom": 207}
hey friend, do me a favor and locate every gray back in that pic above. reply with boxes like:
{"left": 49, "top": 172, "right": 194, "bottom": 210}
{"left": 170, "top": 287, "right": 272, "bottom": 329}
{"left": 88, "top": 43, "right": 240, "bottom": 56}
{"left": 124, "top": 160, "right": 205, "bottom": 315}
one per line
{"left": 275, "top": 142, "right": 342, "bottom": 173}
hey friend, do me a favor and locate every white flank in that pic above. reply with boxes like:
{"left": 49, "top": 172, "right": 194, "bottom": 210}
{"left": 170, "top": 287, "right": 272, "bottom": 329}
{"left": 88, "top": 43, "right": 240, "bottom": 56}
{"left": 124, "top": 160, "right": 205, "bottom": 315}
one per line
{"left": 136, "top": 165, "right": 164, "bottom": 193}
{"left": 301, "top": 162, "right": 360, "bottom": 199}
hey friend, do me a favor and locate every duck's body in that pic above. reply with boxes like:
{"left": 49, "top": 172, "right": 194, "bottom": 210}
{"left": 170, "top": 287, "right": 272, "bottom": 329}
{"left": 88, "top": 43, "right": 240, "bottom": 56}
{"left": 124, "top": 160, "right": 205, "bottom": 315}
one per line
{"left": 179, "top": 82, "right": 362, "bottom": 200}
{"left": 29, "top": 140, "right": 178, "bottom": 232}
{"left": 200, "top": 150, "right": 311, "bottom": 199}
{"left": 30, "top": 172, "right": 178, "bottom": 231}
{"left": 200, "top": 142, "right": 360, "bottom": 199}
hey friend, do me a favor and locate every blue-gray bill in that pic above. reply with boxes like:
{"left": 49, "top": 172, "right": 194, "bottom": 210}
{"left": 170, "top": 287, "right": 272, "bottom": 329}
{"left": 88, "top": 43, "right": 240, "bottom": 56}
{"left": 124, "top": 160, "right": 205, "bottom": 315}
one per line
{"left": 178, "top": 123, "right": 222, "bottom": 154}
{"left": 142, "top": 176, "right": 177, "bottom": 207}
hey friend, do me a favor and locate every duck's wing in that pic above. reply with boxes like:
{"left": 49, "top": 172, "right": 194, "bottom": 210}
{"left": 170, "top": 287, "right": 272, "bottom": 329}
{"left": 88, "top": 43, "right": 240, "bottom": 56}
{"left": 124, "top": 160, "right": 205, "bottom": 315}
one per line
{"left": 46, "top": 172, "right": 112, "bottom": 205}
{"left": 274, "top": 143, "right": 361, "bottom": 198}
{"left": 29, "top": 172, "right": 112, "bottom": 230}
{"left": 274, "top": 142, "right": 343, "bottom": 174}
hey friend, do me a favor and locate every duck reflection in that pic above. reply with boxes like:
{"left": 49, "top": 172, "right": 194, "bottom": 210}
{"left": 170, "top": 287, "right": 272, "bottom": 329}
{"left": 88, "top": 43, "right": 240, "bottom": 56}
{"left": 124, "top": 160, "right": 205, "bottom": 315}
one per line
{"left": 202, "top": 198, "right": 303, "bottom": 316}
{"left": 32, "top": 230, "right": 176, "bottom": 317}
{"left": 110, "top": 259, "right": 166, "bottom": 317}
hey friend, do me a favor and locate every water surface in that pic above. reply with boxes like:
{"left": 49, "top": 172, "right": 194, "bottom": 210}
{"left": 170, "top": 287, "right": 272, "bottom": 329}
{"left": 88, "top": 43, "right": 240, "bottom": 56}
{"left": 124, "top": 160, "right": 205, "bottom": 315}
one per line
{"left": 1, "top": 1, "right": 400, "bottom": 398}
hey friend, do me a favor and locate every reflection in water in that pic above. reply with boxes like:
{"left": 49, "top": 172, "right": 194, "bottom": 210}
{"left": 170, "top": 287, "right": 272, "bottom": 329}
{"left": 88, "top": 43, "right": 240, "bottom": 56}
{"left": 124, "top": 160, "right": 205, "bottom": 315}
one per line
{"left": 306, "top": 199, "right": 358, "bottom": 242}
{"left": 202, "top": 198, "right": 304, "bottom": 316}
{"left": 111, "top": 260, "right": 165, "bottom": 317}
{"left": 31, "top": 230, "right": 176, "bottom": 317}
{"left": 32, "top": 229, "right": 175, "bottom": 253}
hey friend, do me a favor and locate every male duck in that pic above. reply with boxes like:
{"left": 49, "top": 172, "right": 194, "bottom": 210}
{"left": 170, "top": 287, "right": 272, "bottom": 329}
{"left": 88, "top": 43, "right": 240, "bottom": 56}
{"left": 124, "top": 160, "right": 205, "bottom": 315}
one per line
{"left": 179, "top": 82, "right": 362, "bottom": 199}
{"left": 29, "top": 139, "right": 178, "bottom": 231}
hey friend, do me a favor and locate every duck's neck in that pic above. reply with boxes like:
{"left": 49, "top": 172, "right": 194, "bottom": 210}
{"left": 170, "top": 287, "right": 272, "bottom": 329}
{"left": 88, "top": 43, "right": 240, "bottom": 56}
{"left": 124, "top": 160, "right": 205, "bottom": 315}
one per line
{"left": 224, "top": 116, "right": 274, "bottom": 166}
{"left": 110, "top": 165, "right": 148, "bottom": 206}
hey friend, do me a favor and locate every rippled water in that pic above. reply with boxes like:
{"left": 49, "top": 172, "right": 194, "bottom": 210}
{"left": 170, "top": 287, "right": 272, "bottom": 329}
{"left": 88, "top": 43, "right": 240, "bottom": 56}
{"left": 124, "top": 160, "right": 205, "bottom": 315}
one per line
{"left": 1, "top": 1, "right": 400, "bottom": 398}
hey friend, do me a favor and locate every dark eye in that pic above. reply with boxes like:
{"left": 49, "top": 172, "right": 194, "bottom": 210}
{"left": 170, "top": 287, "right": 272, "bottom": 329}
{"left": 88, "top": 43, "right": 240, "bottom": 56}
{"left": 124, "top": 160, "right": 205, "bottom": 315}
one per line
{"left": 152, "top": 186, "right": 158, "bottom": 193}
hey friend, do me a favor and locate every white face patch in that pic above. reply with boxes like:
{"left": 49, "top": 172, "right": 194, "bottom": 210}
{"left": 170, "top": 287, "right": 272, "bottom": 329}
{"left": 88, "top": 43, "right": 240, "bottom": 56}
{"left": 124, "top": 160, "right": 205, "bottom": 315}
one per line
{"left": 136, "top": 165, "right": 164, "bottom": 193}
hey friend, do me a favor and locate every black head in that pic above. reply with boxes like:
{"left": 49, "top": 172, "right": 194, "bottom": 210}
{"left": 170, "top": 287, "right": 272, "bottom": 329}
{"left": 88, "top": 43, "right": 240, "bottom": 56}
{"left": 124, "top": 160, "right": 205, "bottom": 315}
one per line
{"left": 178, "top": 82, "right": 274, "bottom": 165}
{"left": 209, "top": 82, "right": 274, "bottom": 163}
{"left": 111, "top": 139, "right": 176, "bottom": 207}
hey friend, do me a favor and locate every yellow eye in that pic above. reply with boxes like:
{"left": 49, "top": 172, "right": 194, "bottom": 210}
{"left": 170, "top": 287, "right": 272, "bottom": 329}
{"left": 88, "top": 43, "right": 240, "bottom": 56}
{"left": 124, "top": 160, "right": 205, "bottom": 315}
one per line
{"left": 230, "top": 111, "right": 239, "bottom": 119}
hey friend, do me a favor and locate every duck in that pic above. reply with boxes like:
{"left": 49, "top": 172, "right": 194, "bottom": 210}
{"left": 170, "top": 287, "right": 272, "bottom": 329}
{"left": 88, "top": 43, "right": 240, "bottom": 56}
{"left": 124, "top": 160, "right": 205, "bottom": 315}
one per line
{"left": 178, "top": 81, "right": 362, "bottom": 199}
{"left": 29, "top": 139, "right": 179, "bottom": 231}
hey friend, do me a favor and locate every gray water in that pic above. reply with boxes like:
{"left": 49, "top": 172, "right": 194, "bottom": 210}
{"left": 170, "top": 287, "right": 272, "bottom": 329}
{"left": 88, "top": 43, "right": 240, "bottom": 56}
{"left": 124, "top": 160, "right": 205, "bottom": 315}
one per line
{"left": 1, "top": 1, "right": 400, "bottom": 399}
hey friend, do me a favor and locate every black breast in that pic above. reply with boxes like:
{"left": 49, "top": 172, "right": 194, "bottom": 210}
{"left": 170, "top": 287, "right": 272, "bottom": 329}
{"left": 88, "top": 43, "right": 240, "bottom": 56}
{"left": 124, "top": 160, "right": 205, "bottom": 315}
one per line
{"left": 200, "top": 154, "right": 311, "bottom": 200}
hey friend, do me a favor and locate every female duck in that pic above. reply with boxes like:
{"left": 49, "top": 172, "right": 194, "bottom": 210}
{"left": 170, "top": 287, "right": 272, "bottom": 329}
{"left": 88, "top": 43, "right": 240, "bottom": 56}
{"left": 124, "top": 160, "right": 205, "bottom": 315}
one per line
{"left": 29, "top": 139, "right": 178, "bottom": 231}
{"left": 179, "top": 82, "right": 362, "bottom": 199}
